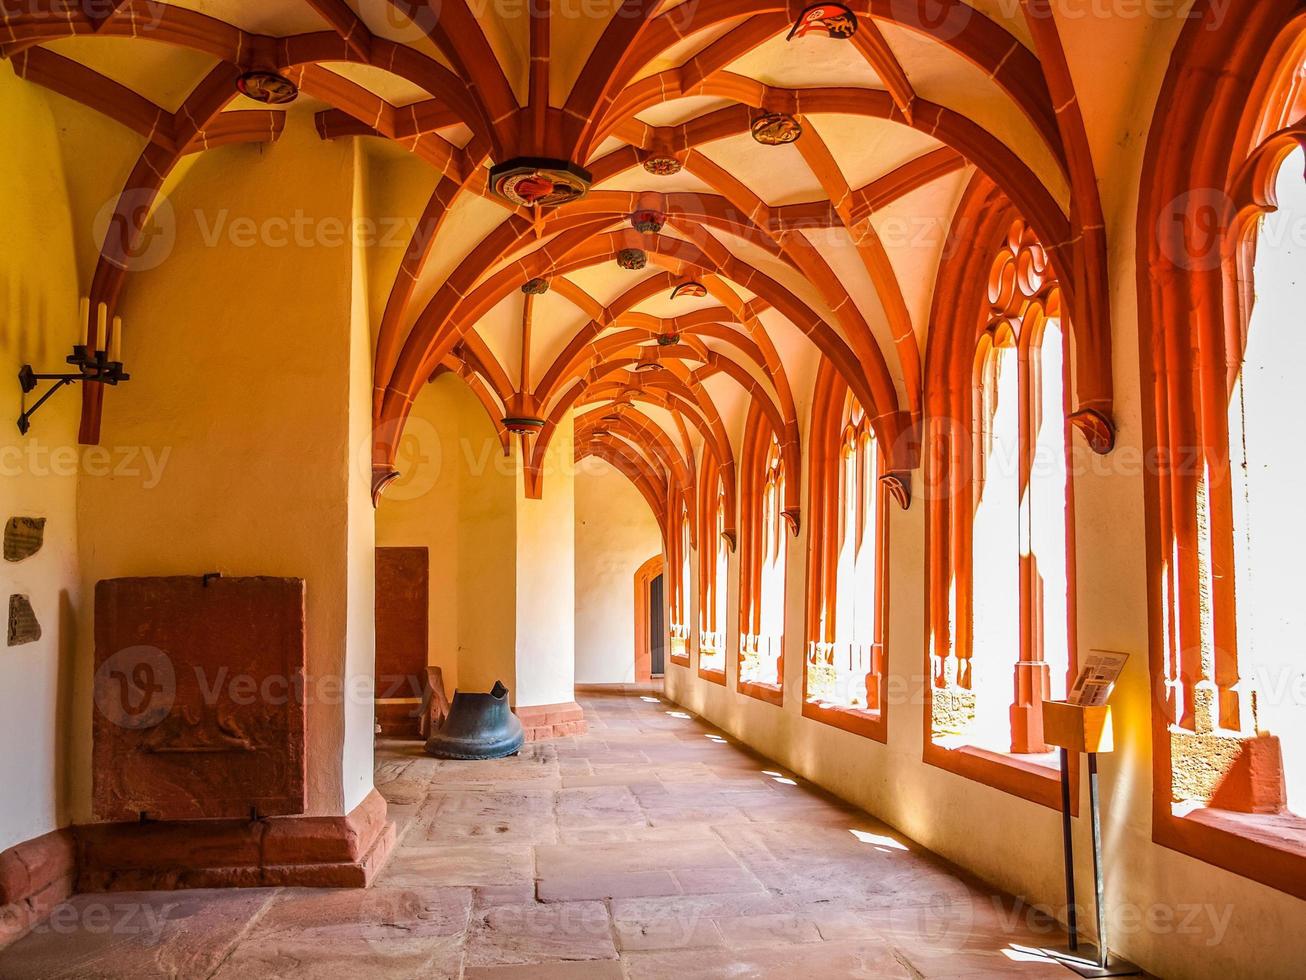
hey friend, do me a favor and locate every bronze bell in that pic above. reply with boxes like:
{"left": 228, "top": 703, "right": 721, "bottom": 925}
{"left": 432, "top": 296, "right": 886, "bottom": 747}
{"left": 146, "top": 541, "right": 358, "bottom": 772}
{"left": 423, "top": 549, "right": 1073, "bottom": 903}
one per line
{"left": 424, "top": 680, "right": 524, "bottom": 760}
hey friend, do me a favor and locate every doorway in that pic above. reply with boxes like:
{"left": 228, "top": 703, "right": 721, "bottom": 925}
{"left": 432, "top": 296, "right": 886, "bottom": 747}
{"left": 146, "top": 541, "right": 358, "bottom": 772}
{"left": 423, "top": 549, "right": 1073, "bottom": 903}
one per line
{"left": 649, "top": 573, "right": 666, "bottom": 676}
{"left": 633, "top": 554, "right": 665, "bottom": 682}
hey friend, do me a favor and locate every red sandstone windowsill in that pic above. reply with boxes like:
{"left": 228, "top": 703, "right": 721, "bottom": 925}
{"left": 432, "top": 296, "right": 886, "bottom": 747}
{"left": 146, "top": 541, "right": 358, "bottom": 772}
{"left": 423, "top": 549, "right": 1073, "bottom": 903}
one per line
{"left": 802, "top": 698, "right": 886, "bottom": 742}
{"left": 923, "top": 740, "right": 1072, "bottom": 812}
{"left": 698, "top": 665, "right": 727, "bottom": 686}
{"left": 1154, "top": 804, "right": 1306, "bottom": 901}
{"left": 738, "top": 679, "right": 784, "bottom": 706}
{"left": 669, "top": 654, "right": 691, "bottom": 667}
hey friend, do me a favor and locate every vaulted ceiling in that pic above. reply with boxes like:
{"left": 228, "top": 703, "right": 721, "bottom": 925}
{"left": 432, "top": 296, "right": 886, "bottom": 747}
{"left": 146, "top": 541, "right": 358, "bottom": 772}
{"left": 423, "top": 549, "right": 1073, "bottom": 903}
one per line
{"left": 2, "top": 0, "right": 1112, "bottom": 531}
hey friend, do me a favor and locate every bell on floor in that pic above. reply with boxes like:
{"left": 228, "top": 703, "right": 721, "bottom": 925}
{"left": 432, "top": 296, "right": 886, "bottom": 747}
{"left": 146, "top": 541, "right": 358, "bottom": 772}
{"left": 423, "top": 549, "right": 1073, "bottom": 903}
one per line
{"left": 424, "top": 680, "right": 524, "bottom": 760}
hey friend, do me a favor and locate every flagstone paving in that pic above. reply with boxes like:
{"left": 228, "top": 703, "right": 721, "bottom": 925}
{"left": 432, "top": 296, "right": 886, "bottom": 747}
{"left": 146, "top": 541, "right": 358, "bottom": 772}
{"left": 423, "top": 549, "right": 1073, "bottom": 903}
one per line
{"left": 0, "top": 689, "right": 1128, "bottom": 978}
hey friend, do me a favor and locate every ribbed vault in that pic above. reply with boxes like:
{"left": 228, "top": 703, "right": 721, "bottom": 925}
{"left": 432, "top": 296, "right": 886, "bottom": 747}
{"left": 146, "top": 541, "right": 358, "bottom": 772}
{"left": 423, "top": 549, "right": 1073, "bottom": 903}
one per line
{"left": 2, "top": 0, "right": 1118, "bottom": 526}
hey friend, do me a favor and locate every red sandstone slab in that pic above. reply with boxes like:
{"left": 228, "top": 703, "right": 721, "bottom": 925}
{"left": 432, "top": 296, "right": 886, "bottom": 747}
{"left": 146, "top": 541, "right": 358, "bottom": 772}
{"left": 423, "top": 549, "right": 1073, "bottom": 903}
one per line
{"left": 557, "top": 785, "right": 646, "bottom": 830}
{"left": 557, "top": 824, "right": 718, "bottom": 846}
{"left": 670, "top": 865, "right": 768, "bottom": 896}
{"left": 421, "top": 790, "right": 559, "bottom": 845}
{"left": 0, "top": 888, "right": 275, "bottom": 979}
{"left": 374, "top": 547, "right": 429, "bottom": 686}
{"left": 538, "top": 836, "right": 737, "bottom": 875}
{"left": 613, "top": 910, "right": 725, "bottom": 952}
{"left": 465, "top": 962, "right": 624, "bottom": 980}
{"left": 623, "top": 938, "right": 914, "bottom": 980}
{"left": 465, "top": 900, "right": 617, "bottom": 967}
{"left": 374, "top": 843, "right": 534, "bottom": 890}
{"left": 93, "top": 576, "right": 307, "bottom": 821}
{"left": 714, "top": 911, "right": 822, "bottom": 948}
{"left": 236, "top": 886, "right": 472, "bottom": 941}
{"left": 536, "top": 870, "right": 682, "bottom": 902}
{"left": 211, "top": 886, "right": 470, "bottom": 980}
{"left": 213, "top": 936, "right": 464, "bottom": 980}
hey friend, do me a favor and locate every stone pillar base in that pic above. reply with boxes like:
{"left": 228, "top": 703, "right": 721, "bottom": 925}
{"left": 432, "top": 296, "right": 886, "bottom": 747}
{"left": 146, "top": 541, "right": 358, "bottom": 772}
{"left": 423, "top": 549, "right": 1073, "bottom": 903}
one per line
{"left": 0, "top": 829, "right": 77, "bottom": 949}
{"left": 1171, "top": 729, "right": 1286, "bottom": 813}
{"left": 75, "top": 787, "right": 396, "bottom": 892}
{"left": 1009, "top": 660, "right": 1051, "bottom": 753}
{"left": 515, "top": 701, "right": 587, "bottom": 741}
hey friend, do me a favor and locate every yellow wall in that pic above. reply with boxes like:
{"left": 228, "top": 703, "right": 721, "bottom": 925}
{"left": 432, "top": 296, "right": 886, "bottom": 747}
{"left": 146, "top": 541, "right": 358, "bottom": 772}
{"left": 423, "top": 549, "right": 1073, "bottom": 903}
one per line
{"left": 0, "top": 69, "right": 82, "bottom": 852}
{"left": 376, "top": 382, "right": 577, "bottom": 707}
{"left": 376, "top": 372, "right": 517, "bottom": 697}
{"left": 575, "top": 457, "right": 662, "bottom": 684}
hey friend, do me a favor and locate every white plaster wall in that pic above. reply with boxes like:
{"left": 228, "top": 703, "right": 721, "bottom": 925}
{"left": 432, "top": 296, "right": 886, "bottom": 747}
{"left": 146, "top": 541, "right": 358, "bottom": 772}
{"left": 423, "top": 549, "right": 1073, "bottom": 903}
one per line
{"left": 574, "top": 458, "right": 663, "bottom": 684}
{"left": 0, "top": 73, "right": 82, "bottom": 851}
{"left": 342, "top": 140, "right": 377, "bottom": 814}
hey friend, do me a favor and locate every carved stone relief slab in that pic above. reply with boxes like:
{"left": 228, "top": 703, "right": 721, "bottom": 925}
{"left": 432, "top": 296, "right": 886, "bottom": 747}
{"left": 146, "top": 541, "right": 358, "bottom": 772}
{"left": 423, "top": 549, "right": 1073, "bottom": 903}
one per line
{"left": 92, "top": 575, "right": 307, "bottom": 821}
{"left": 4, "top": 517, "right": 46, "bottom": 562}
{"left": 7, "top": 595, "right": 41, "bottom": 646}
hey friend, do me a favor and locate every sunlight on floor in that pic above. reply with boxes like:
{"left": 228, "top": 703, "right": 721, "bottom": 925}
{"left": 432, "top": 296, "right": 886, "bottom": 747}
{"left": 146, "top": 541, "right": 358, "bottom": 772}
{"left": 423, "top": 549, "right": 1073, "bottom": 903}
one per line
{"left": 849, "top": 828, "right": 908, "bottom": 851}
{"left": 1004, "top": 945, "right": 1061, "bottom": 963}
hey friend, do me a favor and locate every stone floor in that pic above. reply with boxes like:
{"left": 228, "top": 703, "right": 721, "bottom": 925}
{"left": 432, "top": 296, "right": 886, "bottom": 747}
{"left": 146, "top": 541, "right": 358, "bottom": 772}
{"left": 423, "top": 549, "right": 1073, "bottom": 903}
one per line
{"left": 0, "top": 690, "right": 1108, "bottom": 979}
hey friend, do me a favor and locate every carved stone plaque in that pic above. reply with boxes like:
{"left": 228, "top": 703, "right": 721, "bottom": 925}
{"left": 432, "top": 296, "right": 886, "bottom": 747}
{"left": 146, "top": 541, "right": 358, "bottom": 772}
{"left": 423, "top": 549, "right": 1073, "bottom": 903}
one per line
{"left": 7, "top": 595, "right": 41, "bottom": 646}
{"left": 4, "top": 517, "right": 46, "bottom": 562}
{"left": 93, "top": 575, "right": 307, "bottom": 821}
{"left": 375, "top": 547, "right": 430, "bottom": 736}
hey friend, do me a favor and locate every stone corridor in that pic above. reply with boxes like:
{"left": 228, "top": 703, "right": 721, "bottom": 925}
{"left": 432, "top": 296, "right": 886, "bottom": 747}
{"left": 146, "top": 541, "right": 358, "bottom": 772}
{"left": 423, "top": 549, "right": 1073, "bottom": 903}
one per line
{"left": 0, "top": 691, "right": 1123, "bottom": 978}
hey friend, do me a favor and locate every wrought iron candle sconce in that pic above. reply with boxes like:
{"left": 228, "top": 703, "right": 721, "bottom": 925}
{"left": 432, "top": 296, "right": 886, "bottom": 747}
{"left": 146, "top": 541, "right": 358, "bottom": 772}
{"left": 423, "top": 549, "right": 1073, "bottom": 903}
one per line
{"left": 16, "top": 300, "right": 130, "bottom": 434}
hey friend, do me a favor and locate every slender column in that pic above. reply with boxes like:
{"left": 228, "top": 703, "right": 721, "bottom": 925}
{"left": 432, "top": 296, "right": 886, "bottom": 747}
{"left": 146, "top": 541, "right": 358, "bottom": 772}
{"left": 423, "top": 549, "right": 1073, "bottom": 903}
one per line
{"left": 1059, "top": 747, "right": 1078, "bottom": 952}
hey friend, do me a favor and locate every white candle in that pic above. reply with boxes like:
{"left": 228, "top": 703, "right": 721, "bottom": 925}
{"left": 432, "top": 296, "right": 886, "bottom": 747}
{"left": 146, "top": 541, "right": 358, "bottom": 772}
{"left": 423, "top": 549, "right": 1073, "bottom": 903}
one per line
{"left": 110, "top": 316, "right": 122, "bottom": 362}
{"left": 95, "top": 302, "right": 108, "bottom": 353}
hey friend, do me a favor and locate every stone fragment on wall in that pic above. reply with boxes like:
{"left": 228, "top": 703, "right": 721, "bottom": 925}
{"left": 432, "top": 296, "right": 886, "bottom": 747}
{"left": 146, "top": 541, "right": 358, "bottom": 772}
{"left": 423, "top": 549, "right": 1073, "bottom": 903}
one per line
{"left": 6, "top": 595, "right": 40, "bottom": 646}
{"left": 3, "top": 517, "right": 45, "bottom": 562}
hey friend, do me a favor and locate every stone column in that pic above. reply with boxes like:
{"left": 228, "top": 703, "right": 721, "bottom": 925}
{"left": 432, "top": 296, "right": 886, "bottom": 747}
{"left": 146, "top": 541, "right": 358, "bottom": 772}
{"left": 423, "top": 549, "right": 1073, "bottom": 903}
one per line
{"left": 72, "top": 123, "right": 391, "bottom": 886}
{"left": 513, "top": 412, "right": 585, "bottom": 739}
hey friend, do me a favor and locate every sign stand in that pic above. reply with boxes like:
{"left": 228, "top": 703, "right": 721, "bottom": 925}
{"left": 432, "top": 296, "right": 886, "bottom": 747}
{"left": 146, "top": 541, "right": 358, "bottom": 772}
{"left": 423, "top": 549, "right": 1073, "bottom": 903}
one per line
{"left": 1040, "top": 699, "right": 1141, "bottom": 978}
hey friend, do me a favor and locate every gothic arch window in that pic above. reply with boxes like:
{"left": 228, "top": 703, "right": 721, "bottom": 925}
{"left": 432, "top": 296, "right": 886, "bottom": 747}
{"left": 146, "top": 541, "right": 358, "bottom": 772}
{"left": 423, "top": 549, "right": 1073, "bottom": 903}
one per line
{"left": 739, "top": 405, "right": 787, "bottom": 703}
{"left": 1138, "top": 0, "right": 1306, "bottom": 897}
{"left": 698, "top": 453, "right": 729, "bottom": 683}
{"left": 961, "top": 222, "right": 1073, "bottom": 758}
{"left": 923, "top": 202, "right": 1080, "bottom": 809}
{"left": 803, "top": 361, "right": 889, "bottom": 741}
{"left": 669, "top": 502, "right": 692, "bottom": 667}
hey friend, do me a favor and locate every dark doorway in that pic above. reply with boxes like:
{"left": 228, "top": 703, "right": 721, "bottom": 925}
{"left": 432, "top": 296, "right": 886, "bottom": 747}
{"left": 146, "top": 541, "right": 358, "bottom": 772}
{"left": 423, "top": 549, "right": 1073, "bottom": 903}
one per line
{"left": 649, "top": 572, "right": 666, "bottom": 676}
